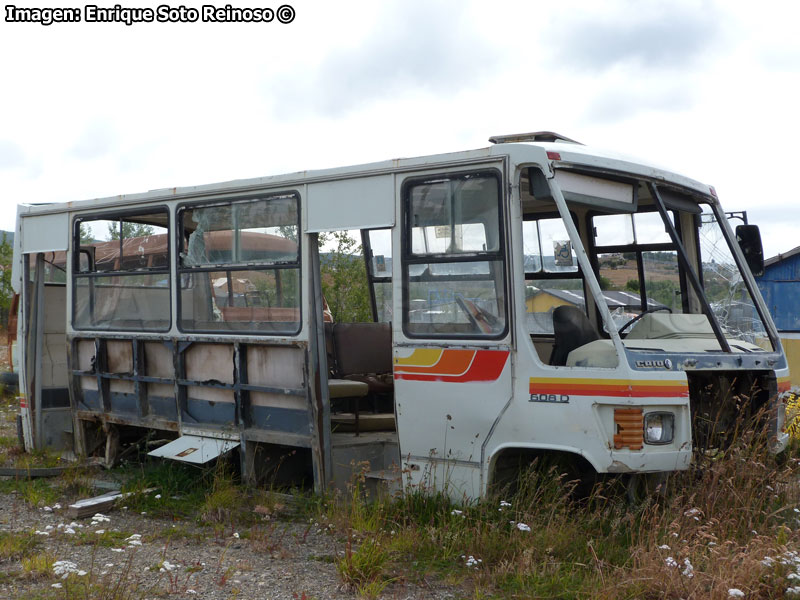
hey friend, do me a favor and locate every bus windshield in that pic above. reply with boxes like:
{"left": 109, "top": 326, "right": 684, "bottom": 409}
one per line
{"left": 521, "top": 167, "right": 774, "bottom": 354}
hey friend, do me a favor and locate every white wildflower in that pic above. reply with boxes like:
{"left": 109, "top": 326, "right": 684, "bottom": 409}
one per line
{"left": 51, "top": 583, "right": 62, "bottom": 589}
{"left": 155, "top": 494, "right": 162, "bottom": 499}
{"left": 658, "top": 544, "right": 670, "bottom": 550}
{"left": 233, "top": 532, "right": 239, "bottom": 539}
{"left": 464, "top": 555, "right": 482, "bottom": 568}
{"left": 451, "top": 509, "right": 463, "bottom": 516}
{"left": 42, "top": 506, "right": 52, "bottom": 512}
{"left": 111, "top": 548, "right": 124, "bottom": 553}
{"left": 53, "top": 503, "right": 62, "bottom": 509}
{"left": 683, "top": 508, "right": 700, "bottom": 517}
{"left": 96, "top": 529, "right": 105, "bottom": 535}
{"left": 187, "top": 591, "right": 197, "bottom": 595}
{"left": 727, "top": 590, "right": 745, "bottom": 598}
{"left": 761, "top": 556, "right": 775, "bottom": 567}
{"left": 516, "top": 523, "right": 531, "bottom": 532}
{"left": 34, "top": 530, "right": 49, "bottom": 536}
{"left": 665, "top": 557, "right": 678, "bottom": 568}
{"left": 159, "top": 560, "right": 176, "bottom": 573}
{"left": 64, "top": 527, "right": 76, "bottom": 535}
{"left": 787, "top": 587, "right": 800, "bottom": 597}
{"left": 91, "top": 513, "right": 110, "bottom": 524}
{"left": 682, "top": 558, "right": 694, "bottom": 578}
{"left": 45, "top": 525, "right": 53, "bottom": 530}
{"left": 77, "top": 570, "right": 87, "bottom": 577}
{"left": 790, "top": 573, "right": 800, "bottom": 581}
{"left": 499, "top": 500, "right": 511, "bottom": 508}
{"left": 53, "top": 560, "right": 79, "bottom": 578}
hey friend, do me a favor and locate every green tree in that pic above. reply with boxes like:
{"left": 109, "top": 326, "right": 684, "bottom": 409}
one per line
{"left": 107, "top": 221, "right": 155, "bottom": 240}
{"left": 321, "top": 231, "right": 371, "bottom": 323}
{"left": 79, "top": 223, "right": 95, "bottom": 245}
{"left": 647, "top": 279, "right": 679, "bottom": 308}
{"left": 625, "top": 279, "right": 640, "bottom": 292}
{"left": 0, "top": 233, "right": 13, "bottom": 328}
{"left": 598, "top": 275, "right": 615, "bottom": 290}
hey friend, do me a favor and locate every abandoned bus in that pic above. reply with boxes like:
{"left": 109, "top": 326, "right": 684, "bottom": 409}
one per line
{"left": 10, "top": 132, "right": 790, "bottom": 499}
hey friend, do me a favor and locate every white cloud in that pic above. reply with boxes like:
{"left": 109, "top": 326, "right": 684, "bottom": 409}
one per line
{"left": 0, "top": 0, "right": 799, "bottom": 261}
{"left": 0, "top": 140, "right": 26, "bottom": 170}
{"left": 544, "top": 0, "right": 728, "bottom": 72}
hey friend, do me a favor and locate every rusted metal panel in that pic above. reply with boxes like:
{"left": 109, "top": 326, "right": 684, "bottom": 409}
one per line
{"left": 107, "top": 340, "right": 134, "bottom": 395}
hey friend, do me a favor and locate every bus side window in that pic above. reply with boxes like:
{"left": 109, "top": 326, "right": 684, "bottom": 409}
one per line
{"left": 523, "top": 217, "right": 584, "bottom": 339}
{"left": 402, "top": 171, "right": 507, "bottom": 339}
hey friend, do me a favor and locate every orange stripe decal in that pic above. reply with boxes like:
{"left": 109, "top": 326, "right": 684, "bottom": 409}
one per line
{"left": 394, "top": 349, "right": 476, "bottom": 376}
{"left": 530, "top": 377, "right": 689, "bottom": 399}
{"left": 394, "top": 349, "right": 509, "bottom": 383}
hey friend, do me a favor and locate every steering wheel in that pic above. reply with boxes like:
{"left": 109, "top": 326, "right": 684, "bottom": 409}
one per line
{"left": 618, "top": 306, "right": 672, "bottom": 336}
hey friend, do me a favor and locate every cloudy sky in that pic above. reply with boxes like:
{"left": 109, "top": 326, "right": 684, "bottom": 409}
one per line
{"left": 1, "top": 0, "right": 798, "bottom": 257}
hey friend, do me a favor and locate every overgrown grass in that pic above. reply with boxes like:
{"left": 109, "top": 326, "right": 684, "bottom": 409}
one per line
{"left": 118, "top": 459, "right": 209, "bottom": 520}
{"left": 308, "top": 428, "right": 800, "bottom": 599}
{"left": 0, "top": 477, "right": 60, "bottom": 508}
{"left": 2, "top": 395, "right": 798, "bottom": 598}
{"left": 0, "top": 530, "right": 41, "bottom": 560}
{"left": 20, "top": 551, "right": 55, "bottom": 579}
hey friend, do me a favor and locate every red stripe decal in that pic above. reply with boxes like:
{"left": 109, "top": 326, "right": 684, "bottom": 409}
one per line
{"left": 395, "top": 350, "right": 509, "bottom": 383}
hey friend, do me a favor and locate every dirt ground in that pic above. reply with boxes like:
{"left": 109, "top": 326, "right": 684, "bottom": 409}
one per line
{"left": 0, "top": 326, "right": 456, "bottom": 598}
{"left": 0, "top": 395, "right": 457, "bottom": 600}
{"left": 0, "top": 330, "right": 9, "bottom": 372}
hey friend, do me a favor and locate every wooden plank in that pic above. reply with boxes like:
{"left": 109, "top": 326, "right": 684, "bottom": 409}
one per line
{"left": 67, "top": 487, "right": 155, "bottom": 519}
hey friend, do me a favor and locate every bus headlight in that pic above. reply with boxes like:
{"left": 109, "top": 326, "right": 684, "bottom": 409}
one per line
{"left": 644, "top": 412, "right": 674, "bottom": 445}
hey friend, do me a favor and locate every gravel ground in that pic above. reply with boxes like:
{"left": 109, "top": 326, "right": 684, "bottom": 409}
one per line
{"left": 0, "top": 485, "right": 460, "bottom": 600}
{"left": 0, "top": 346, "right": 459, "bottom": 600}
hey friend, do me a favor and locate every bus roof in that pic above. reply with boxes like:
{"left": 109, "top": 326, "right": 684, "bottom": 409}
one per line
{"left": 16, "top": 138, "right": 714, "bottom": 218}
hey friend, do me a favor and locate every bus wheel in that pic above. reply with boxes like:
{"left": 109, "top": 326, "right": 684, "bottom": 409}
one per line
{"left": 626, "top": 472, "right": 669, "bottom": 505}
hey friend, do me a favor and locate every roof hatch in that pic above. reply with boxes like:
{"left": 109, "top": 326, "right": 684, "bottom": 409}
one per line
{"left": 488, "top": 131, "right": 583, "bottom": 145}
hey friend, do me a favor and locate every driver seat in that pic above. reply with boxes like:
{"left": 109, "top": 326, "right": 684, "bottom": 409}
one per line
{"left": 549, "top": 306, "right": 600, "bottom": 366}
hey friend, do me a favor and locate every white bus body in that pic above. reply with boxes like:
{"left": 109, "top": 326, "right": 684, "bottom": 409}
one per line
{"left": 11, "top": 133, "right": 790, "bottom": 498}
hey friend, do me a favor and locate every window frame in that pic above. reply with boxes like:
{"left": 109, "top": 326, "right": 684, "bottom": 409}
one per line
{"left": 175, "top": 192, "right": 302, "bottom": 336}
{"left": 521, "top": 209, "right": 589, "bottom": 338}
{"left": 586, "top": 208, "right": 690, "bottom": 318}
{"left": 362, "top": 227, "right": 393, "bottom": 323}
{"left": 401, "top": 169, "right": 508, "bottom": 340}
{"left": 71, "top": 206, "right": 172, "bottom": 333}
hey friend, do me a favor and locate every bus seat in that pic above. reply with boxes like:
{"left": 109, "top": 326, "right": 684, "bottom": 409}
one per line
{"left": 332, "top": 323, "right": 393, "bottom": 394}
{"left": 549, "top": 306, "right": 599, "bottom": 366}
